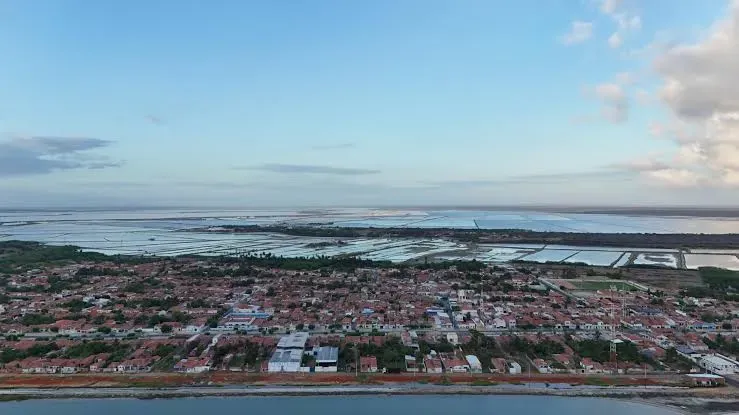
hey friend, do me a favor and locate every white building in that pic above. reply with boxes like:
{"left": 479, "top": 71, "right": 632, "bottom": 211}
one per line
{"left": 508, "top": 361, "right": 522, "bottom": 374}
{"left": 277, "top": 331, "right": 309, "bottom": 349}
{"left": 465, "top": 355, "right": 482, "bottom": 373}
{"left": 268, "top": 332, "right": 310, "bottom": 373}
{"left": 312, "top": 346, "right": 339, "bottom": 372}
{"left": 268, "top": 349, "right": 303, "bottom": 373}
{"left": 699, "top": 354, "right": 739, "bottom": 375}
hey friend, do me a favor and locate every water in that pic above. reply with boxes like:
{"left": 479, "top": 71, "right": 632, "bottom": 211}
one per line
{"left": 3, "top": 208, "right": 739, "bottom": 264}
{"left": 0, "top": 395, "right": 678, "bottom": 414}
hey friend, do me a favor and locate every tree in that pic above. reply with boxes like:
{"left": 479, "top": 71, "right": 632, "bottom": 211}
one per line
{"left": 160, "top": 324, "right": 173, "bottom": 333}
{"left": 97, "top": 326, "right": 112, "bottom": 334}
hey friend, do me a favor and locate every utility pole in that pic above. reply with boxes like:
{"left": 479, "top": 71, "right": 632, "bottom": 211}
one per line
{"left": 643, "top": 363, "right": 647, "bottom": 388}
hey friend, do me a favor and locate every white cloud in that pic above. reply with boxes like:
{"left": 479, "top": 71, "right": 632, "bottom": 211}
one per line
{"left": 615, "top": 14, "right": 641, "bottom": 31}
{"left": 608, "top": 32, "right": 623, "bottom": 48}
{"left": 627, "top": 2, "right": 739, "bottom": 187}
{"left": 594, "top": 82, "right": 629, "bottom": 123}
{"left": 644, "top": 168, "right": 701, "bottom": 187}
{"left": 600, "top": 0, "right": 641, "bottom": 48}
{"left": 560, "top": 21, "right": 594, "bottom": 45}
{"left": 634, "top": 89, "right": 650, "bottom": 104}
{"left": 600, "top": 0, "right": 622, "bottom": 15}
{"left": 615, "top": 72, "right": 633, "bottom": 85}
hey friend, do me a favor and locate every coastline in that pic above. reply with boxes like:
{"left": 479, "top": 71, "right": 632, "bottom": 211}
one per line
{"left": 0, "top": 384, "right": 735, "bottom": 413}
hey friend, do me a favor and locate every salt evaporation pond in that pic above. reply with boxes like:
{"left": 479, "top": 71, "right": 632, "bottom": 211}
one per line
{"left": 517, "top": 250, "right": 580, "bottom": 263}
{"left": 563, "top": 250, "right": 624, "bottom": 266}
{"left": 684, "top": 254, "right": 739, "bottom": 270}
{"left": 2, "top": 208, "right": 739, "bottom": 269}
{"left": 634, "top": 253, "right": 678, "bottom": 268}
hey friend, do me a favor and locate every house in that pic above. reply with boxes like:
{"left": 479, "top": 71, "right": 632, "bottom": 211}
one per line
{"left": 507, "top": 361, "right": 522, "bottom": 374}
{"left": 685, "top": 373, "right": 726, "bottom": 387}
{"left": 360, "top": 356, "right": 378, "bottom": 373}
{"left": 580, "top": 358, "right": 605, "bottom": 374}
{"left": 465, "top": 355, "right": 482, "bottom": 373}
{"left": 445, "top": 332, "right": 459, "bottom": 345}
{"left": 490, "top": 358, "right": 507, "bottom": 374}
{"left": 492, "top": 318, "right": 506, "bottom": 329}
{"left": 116, "top": 358, "right": 155, "bottom": 373}
{"left": 312, "top": 346, "right": 338, "bottom": 372}
{"left": 442, "top": 357, "right": 470, "bottom": 373}
{"left": 424, "top": 356, "right": 443, "bottom": 374}
{"left": 175, "top": 358, "right": 211, "bottom": 373}
{"left": 533, "top": 358, "right": 552, "bottom": 374}
{"left": 405, "top": 355, "right": 420, "bottom": 372}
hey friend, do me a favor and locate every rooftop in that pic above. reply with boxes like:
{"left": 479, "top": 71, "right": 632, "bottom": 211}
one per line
{"left": 269, "top": 349, "right": 303, "bottom": 364}
{"left": 313, "top": 346, "right": 339, "bottom": 363}
{"left": 276, "top": 332, "right": 309, "bottom": 349}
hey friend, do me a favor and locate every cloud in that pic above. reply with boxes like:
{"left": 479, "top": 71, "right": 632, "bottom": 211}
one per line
{"left": 615, "top": 14, "right": 641, "bottom": 31}
{"left": 245, "top": 163, "right": 380, "bottom": 176}
{"left": 634, "top": 89, "right": 651, "bottom": 105}
{"left": 608, "top": 32, "right": 623, "bottom": 48}
{"left": 600, "top": 0, "right": 622, "bottom": 15}
{"left": 610, "top": 158, "right": 669, "bottom": 172}
{"left": 310, "top": 143, "right": 356, "bottom": 151}
{"left": 636, "top": 1, "right": 739, "bottom": 187}
{"left": 594, "top": 82, "right": 629, "bottom": 123}
{"left": 560, "top": 21, "right": 594, "bottom": 45}
{"left": 145, "top": 115, "right": 164, "bottom": 125}
{"left": 599, "top": 0, "right": 641, "bottom": 48}
{"left": 427, "top": 170, "right": 629, "bottom": 187}
{"left": 609, "top": 158, "right": 704, "bottom": 188}
{"left": 614, "top": 72, "right": 634, "bottom": 85}
{"left": 643, "top": 168, "right": 702, "bottom": 187}
{"left": 0, "top": 136, "right": 121, "bottom": 177}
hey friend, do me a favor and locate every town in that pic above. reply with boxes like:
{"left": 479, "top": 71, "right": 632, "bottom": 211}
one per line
{"left": 0, "top": 242, "right": 738, "bottom": 389}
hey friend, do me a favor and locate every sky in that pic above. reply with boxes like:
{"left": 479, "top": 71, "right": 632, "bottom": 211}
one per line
{"left": 1, "top": 0, "right": 738, "bottom": 208}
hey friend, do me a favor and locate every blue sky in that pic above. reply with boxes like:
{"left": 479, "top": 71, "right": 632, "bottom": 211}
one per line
{"left": 1, "top": 0, "right": 738, "bottom": 207}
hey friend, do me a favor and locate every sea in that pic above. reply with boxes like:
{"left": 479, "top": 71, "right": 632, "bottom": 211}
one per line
{"left": 0, "top": 395, "right": 679, "bottom": 414}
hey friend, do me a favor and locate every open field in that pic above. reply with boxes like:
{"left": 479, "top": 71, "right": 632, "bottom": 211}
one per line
{"left": 567, "top": 280, "right": 642, "bottom": 292}
{"left": 533, "top": 264, "right": 704, "bottom": 290}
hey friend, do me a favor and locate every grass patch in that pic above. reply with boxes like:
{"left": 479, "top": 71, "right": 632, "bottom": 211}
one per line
{"left": 434, "top": 376, "right": 453, "bottom": 386}
{"left": 583, "top": 377, "right": 610, "bottom": 386}
{"left": 570, "top": 280, "right": 638, "bottom": 292}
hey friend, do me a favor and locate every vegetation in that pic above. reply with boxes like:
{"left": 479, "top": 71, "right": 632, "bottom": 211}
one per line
{"left": 664, "top": 347, "right": 696, "bottom": 372}
{"left": 201, "top": 225, "right": 739, "bottom": 250}
{"left": 703, "top": 334, "right": 739, "bottom": 356}
{"left": 20, "top": 313, "right": 55, "bottom": 326}
{"left": 566, "top": 337, "right": 650, "bottom": 365}
{"left": 0, "top": 342, "right": 59, "bottom": 364}
{"left": 505, "top": 336, "right": 565, "bottom": 359}
{"left": 461, "top": 330, "right": 504, "bottom": 371}
{"left": 699, "top": 267, "right": 739, "bottom": 291}
{"left": 211, "top": 339, "right": 269, "bottom": 369}
{"left": 0, "top": 241, "right": 155, "bottom": 273}
{"left": 63, "top": 340, "right": 130, "bottom": 359}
